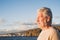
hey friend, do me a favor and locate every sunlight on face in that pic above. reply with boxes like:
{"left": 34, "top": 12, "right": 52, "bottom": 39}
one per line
{"left": 37, "top": 11, "right": 48, "bottom": 29}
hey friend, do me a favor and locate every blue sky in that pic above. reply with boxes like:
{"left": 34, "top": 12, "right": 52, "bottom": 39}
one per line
{"left": 0, "top": 0, "right": 60, "bottom": 30}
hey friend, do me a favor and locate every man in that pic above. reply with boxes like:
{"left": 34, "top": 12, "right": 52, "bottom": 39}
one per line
{"left": 36, "top": 7, "right": 60, "bottom": 40}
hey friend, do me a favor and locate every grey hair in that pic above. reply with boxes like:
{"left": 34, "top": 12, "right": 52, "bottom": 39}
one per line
{"left": 37, "top": 7, "right": 52, "bottom": 18}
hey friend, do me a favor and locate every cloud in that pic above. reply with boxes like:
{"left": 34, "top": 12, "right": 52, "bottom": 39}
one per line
{"left": 0, "top": 18, "right": 5, "bottom": 25}
{"left": 0, "top": 21, "right": 38, "bottom": 33}
{"left": 54, "top": 16, "right": 60, "bottom": 19}
{"left": 12, "top": 22, "right": 37, "bottom": 30}
{"left": 4, "top": 21, "right": 37, "bottom": 30}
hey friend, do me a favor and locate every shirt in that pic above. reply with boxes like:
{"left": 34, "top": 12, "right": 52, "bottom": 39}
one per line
{"left": 37, "top": 27, "right": 60, "bottom": 40}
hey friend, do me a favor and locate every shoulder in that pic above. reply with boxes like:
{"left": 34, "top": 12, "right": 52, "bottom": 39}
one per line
{"left": 48, "top": 27, "right": 58, "bottom": 37}
{"left": 50, "top": 27, "right": 60, "bottom": 39}
{"left": 49, "top": 27, "right": 60, "bottom": 40}
{"left": 49, "top": 27, "right": 57, "bottom": 34}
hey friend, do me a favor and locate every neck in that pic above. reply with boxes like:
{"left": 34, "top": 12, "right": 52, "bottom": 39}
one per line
{"left": 42, "top": 25, "right": 51, "bottom": 30}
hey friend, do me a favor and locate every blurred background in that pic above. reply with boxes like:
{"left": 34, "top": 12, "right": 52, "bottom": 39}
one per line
{"left": 0, "top": 0, "right": 60, "bottom": 34}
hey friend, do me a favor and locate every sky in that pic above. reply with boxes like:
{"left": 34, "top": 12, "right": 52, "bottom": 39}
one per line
{"left": 0, "top": 0, "right": 60, "bottom": 31}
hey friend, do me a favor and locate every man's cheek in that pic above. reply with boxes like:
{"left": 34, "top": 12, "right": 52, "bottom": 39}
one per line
{"left": 37, "top": 17, "right": 40, "bottom": 23}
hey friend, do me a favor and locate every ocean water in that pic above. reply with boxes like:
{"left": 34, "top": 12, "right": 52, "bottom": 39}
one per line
{"left": 0, "top": 36, "right": 37, "bottom": 40}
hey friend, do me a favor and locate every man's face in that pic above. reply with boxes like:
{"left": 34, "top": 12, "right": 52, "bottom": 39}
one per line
{"left": 36, "top": 12, "right": 48, "bottom": 28}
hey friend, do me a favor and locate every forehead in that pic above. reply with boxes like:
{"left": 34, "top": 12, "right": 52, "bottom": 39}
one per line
{"left": 37, "top": 10, "right": 47, "bottom": 17}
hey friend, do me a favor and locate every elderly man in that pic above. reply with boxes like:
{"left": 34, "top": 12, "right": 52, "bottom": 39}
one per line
{"left": 36, "top": 7, "right": 60, "bottom": 40}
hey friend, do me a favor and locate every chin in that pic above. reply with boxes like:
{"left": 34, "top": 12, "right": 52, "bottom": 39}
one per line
{"left": 38, "top": 25, "right": 44, "bottom": 28}
{"left": 38, "top": 26, "right": 42, "bottom": 28}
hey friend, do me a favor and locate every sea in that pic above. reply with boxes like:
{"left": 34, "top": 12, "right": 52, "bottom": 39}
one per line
{"left": 0, "top": 36, "right": 37, "bottom": 40}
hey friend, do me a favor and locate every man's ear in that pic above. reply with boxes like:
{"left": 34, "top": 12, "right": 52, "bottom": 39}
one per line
{"left": 47, "top": 16, "right": 50, "bottom": 22}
